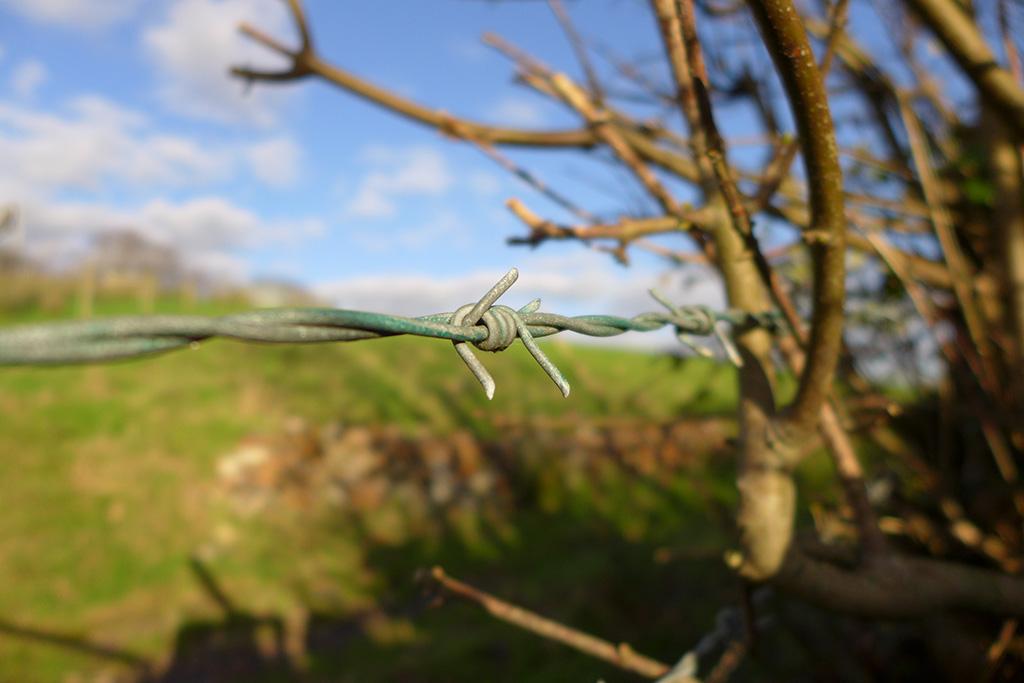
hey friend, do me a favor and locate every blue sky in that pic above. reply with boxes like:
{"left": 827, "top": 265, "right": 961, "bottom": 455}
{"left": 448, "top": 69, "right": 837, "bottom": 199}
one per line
{"left": 1, "top": 0, "right": 732, "bottom": 334}
{"left": 0, "top": 0, "right": 975, "bottom": 348}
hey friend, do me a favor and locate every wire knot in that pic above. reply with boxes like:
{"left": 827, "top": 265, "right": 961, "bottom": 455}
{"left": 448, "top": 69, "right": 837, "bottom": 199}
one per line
{"left": 672, "top": 304, "right": 717, "bottom": 336}
{"left": 449, "top": 268, "right": 570, "bottom": 400}
{"left": 452, "top": 304, "right": 519, "bottom": 353}
{"left": 649, "top": 290, "right": 745, "bottom": 368}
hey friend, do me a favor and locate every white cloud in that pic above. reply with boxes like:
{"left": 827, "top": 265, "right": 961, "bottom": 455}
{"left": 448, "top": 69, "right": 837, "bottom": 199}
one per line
{"left": 0, "top": 96, "right": 233, "bottom": 197}
{"left": 245, "top": 135, "right": 301, "bottom": 188}
{"left": 16, "top": 195, "right": 324, "bottom": 278}
{"left": 26, "top": 196, "right": 276, "bottom": 248}
{"left": 0, "top": 94, "right": 321, "bottom": 278}
{"left": 143, "top": 0, "right": 295, "bottom": 126}
{"left": 9, "top": 59, "right": 47, "bottom": 99}
{"left": 0, "top": 96, "right": 305, "bottom": 199}
{"left": 344, "top": 146, "right": 454, "bottom": 219}
{"left": 135, "top": 196, "right": 304, "bottom": 249}
{"left": 0, "top": 0, "right": 141, "bottom": 27}
{"left": 489, "top": 95, "right": 549, "bottom": 127}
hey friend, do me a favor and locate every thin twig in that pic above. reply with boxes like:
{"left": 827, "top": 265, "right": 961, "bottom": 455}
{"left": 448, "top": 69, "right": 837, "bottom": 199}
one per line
{"left": 426, "top": 566, "right": 671, "bottom": 679}
{"left": 706, "top": 639, "right": 747, "bottom": 683}
{"left": 506, "top": 198, "right": 709, "bottom": 247}
{"left": 549, "top": 73, "right": 686, "bottom": 218}
{"left": 548, "top": 0, "right": 605, "bottom": 105}
{"left": 445, "top": 118, "right": 597, "bottom": 223}
{"left": 897, "top": 95, "right": 999, "bottom": 394}
{"left": 818, "top": 0, "right": 851, "bottom": 78}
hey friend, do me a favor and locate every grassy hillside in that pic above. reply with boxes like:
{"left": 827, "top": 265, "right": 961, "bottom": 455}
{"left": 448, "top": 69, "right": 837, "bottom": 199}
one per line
{"left": 0, "top": 295, "right": 820, "bottom": 682}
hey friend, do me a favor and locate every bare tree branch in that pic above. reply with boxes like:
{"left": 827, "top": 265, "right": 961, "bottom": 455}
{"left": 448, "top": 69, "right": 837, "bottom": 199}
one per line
{"left": 905, "top": 0, "right": 1024, "bottom": 139}
{"left": 233, "top": 12, "right": 597, "bottom": 149}
{"left": 747, "top": 0, "right": 848, "bottom": 435}
{"left": 774, "top": 547, "right": 1024, "bottom": 617}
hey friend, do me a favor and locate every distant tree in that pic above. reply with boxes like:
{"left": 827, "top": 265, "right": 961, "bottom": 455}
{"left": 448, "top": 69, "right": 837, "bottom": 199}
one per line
{"left": 91, "top": 230, "right": 184, "bottom": 289}
{"left": 235, "top": 0, "right": 1024, "bottom": 677}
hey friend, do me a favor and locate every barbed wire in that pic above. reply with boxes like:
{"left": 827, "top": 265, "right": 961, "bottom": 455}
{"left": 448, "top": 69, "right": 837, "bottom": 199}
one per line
{"left": 0, "top": 268, "right": 780, "bottom": 399}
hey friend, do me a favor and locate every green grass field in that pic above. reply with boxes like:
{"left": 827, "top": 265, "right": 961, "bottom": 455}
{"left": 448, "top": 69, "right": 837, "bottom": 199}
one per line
{"left": 0, "top": 295, "right": 826, "bottom": 682}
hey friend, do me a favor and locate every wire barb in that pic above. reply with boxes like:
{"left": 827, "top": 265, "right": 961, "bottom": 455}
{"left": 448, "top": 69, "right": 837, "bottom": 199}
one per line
{"left": 450, "top": 268, "right": 569, "bottom": 399}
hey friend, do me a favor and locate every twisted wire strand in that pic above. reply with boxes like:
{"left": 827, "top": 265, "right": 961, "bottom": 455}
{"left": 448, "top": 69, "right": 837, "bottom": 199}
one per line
{"left": 0, "top": 309, "right": 776, "bottom": 360}
{"left": 0, "top": 268, "right": 780, "bottom": 397}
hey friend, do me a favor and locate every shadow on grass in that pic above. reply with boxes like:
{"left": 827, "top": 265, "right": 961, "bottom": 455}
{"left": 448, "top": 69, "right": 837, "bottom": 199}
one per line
{"left": 0, "top": 488, "right": 954, "bottom": 683}
{"left": 0, "top": 619, "right": 151, "bottom": 677}
{"left": 154, "top": 523, "right": 736, "bottom": 682}
{"left": 0, "top": 414, "right": 750, "bottom": 682}
{"left": 140, "top": 457, "right": 958, "bottom": 682}
{"left": 141, "top": 558, "right": 296, "bottom": 683}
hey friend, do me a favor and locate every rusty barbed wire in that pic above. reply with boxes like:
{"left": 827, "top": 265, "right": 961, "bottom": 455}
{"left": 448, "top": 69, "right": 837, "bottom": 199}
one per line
{"left": 0, "top": 268, "right": 780, "bottom": 398}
